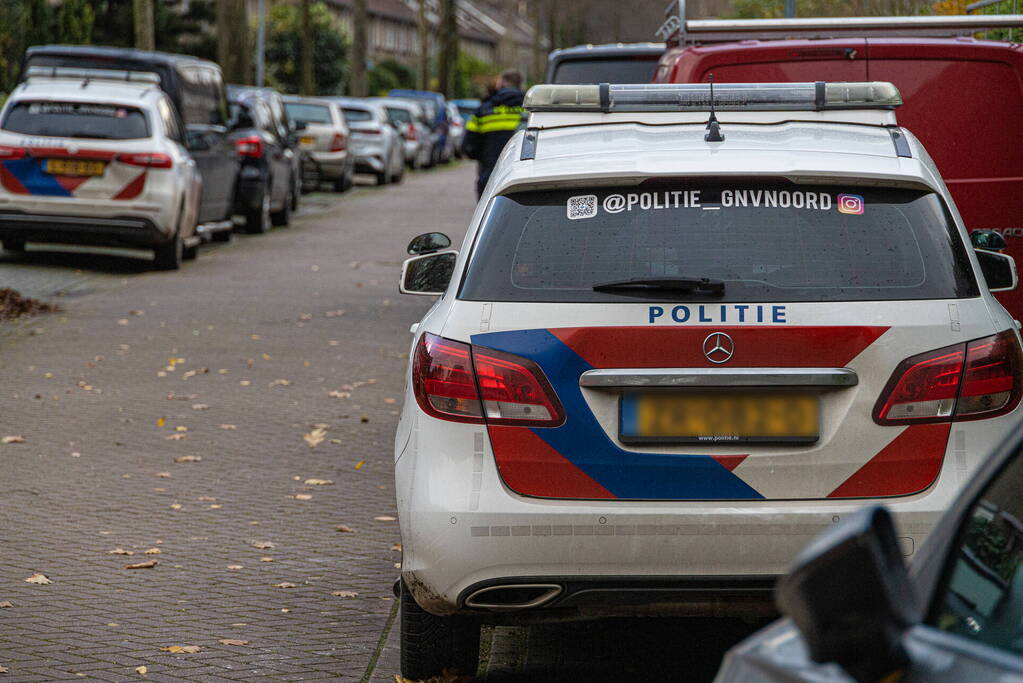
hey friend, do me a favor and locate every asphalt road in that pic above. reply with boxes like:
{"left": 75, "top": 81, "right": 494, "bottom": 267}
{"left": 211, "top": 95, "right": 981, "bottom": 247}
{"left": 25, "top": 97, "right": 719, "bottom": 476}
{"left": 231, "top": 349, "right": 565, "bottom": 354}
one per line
{"left": 0, "top": 164, "right": 764, "bottom": 682}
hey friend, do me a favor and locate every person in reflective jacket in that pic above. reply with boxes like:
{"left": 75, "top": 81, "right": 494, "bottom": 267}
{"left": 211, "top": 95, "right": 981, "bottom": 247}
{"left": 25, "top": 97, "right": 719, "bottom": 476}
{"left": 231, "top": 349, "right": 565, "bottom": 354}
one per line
{"left": 463, "top": 70, "right": 525, "bottom": 199}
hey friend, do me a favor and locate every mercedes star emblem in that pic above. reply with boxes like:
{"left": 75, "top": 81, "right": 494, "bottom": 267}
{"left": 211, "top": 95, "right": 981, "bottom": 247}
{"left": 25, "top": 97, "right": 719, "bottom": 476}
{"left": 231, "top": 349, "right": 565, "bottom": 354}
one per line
{"left": 703, "top": 332, "right": 734, "bottom": 364}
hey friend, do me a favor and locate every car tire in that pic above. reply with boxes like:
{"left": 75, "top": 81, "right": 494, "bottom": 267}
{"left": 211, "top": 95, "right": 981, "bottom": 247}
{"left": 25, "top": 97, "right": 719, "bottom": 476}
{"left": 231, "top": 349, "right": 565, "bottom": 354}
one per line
{"left": 153, "top": 230, "right": 183, "bottom": 271}
{"left": 290, "top": 174, "right": 300, "bottom": 211}
{"left": 271, "top": 186, "right": 292, "bottom": 227}
{"left": 375, "top": 168, "right": 389, "bottom": 186}
{"left": 210, "top": 226, "right": 232, "bottom": 243}
{"left": 182, "top": 242, "right": 199, "bottom": 261}
{"left": 245, "top": 186, "right": 271, "bottom": 234}
{"left": 399, "top": 580, "right": 479, "bottom": 680}
{"left": 3, "top": 239, "right": 26, "bottom": 253}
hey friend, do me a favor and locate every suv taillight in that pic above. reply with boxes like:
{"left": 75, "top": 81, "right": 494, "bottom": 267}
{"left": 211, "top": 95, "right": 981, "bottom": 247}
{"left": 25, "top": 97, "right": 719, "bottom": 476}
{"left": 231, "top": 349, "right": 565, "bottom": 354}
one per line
{"left": 235, "top": 135, "right": 263, "bottom": 158}
{"left": 874, "top": 330, "right": 1022, "bottom": 424}
{"left": 329, "top": 133, "right": 346, "bottom": 152}
{"left": 405, "top": 125, "right": 417, "bottom": 141}
{"left": 0, "top": 145, "right": 26, "bottom": 160}
{"left": 116, "top": 152, "right": 172, "bottom": 168}
{"left": 412, "top": 333, "right": 564, "bottom": 427}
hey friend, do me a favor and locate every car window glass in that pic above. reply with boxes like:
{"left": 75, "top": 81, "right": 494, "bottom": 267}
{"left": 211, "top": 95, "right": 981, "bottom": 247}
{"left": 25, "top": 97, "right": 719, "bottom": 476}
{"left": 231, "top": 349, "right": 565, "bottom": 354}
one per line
{"left": 2, "top": 101, "right": 150, "bottom": 139}
{"left": 343, "top": 108, "right": 372, "bottom": 122}
{"left": 460, "top": 183, "right": 979, "bottom": 303}
{"left": 552, "top": 57, "right": 660, "bottom": 84}
{"left": 934, "top": 446, "right": 1023, "bottom": 656}
{"left": 254, "top": 101, "right": 273, "bottom": 133}
{"left": 158, "top": 97, "right": 182, "bottom": 141}
{"left": 386, "top": 107, "right": 412, "bottom": 125}
{"left": 285, "top": 102, "right": 331, "bottom": 124}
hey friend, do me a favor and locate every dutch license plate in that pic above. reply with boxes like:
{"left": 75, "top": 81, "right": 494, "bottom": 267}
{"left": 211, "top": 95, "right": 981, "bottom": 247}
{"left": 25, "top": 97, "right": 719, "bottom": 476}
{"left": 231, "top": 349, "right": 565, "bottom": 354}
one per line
{"left": 45, "top": 158, "right": 106, "bottom": 176}
{"left": 300, "top": 136, "right": 315, "bottom": 146}
{"left": 619, "top": 392, "right": 819, "bottom": 445}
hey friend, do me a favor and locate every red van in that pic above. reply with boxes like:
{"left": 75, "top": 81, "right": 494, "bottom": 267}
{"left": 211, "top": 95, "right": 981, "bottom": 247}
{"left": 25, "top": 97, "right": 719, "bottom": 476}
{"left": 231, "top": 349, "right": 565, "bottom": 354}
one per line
{"left": 654, "top": 13, "right": 1023, "bottom": 318}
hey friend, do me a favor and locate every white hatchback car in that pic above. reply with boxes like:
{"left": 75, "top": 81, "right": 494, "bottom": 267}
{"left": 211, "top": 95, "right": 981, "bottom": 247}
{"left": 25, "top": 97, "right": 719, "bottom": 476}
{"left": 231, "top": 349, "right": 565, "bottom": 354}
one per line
{"left": 394, "top": 82, "right": 1023, "bottom": 678}
{"left": 0, "top": 67, "right": 202, "bottom": 269}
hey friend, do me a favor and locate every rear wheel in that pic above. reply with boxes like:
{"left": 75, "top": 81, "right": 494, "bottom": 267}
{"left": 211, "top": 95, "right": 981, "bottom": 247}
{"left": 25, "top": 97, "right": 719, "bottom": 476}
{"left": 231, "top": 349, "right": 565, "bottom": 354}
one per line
{"left": 245, "top": 185, "right": 271, "bottom": 234}
{"left": 153, "top": 230, "right": 182, "bottom": 271}
{"left": 375, "top": 168, "right": 389, "bottom": 186}
{"left": 271, "top": 186, "right": 292, "bottom": 227}
{"left": 399, "top": 580, "right": 479, "bottom": 679}
{"left": 3, "top": 239, "right": 26, "bottom": 253}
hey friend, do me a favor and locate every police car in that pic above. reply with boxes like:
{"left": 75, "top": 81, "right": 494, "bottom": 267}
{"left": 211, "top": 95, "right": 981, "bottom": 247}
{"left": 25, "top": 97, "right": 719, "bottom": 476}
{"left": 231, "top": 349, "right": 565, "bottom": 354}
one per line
{"left": 394, "top": 81, "right": 1023, "bottom": 678}
{"left": 0, "top": 67, "right": 202, "bottom": 269}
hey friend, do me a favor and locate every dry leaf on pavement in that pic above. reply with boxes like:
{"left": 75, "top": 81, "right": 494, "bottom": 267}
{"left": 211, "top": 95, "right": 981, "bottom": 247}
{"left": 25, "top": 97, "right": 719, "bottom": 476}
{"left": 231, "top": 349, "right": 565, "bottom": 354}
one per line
{"left": 191, "top": 404, "right": 209, "bottom": 411}
{"left": 269, "top": 379, "right": 291, "bottom": 387}
{"left": 1, "top": 436, "right": 25, "bottom": 444}
{"left": 259, "top": 557, "right": 273, "bottom": 562}
{"left": 355, "top": 461, "right": 365, "bottom": 470}
{"left": 143, "top": 548, "right": 161, "bottom": 555}
{"left": 108, "top": 548, "right": 134, "bottom": 556}
{"left": 250, "top": 540, "right": 274, "bottom": 550}
{"left": 292, "top": 494, "right": 313, "bottom": 501}
{"left": 303, "top": 428, "right": 327, "bottom": 448}
{"left": 160, "top": 645, "right": 201, "bottom": 654}
{"left": 157, "top": 472, "right": 171, "bottom": 478}
{"left": 0, "top": 602, "right": 11, "bottom": 608}
{"left": 336, "top": 525, "right": 356, "bottom": 533}
{"left": 219, "top": 424, "right": 237, "bottom": 430}
{"left": 391, "top": 544, "right": 402, "bottom": 552}
{"left": 218, "top": 639, "right": 249, "bottom": 646}
{"left": 135, "top": 665, "right": 147, "bottom": 675}
{"left": 273, "top": 582, "right": 296, "bottom": 588}
{"left": 124, "top": 560, "right": 158, "bottom": 570}
{"left": 0, "top": 665, "right": 7, "bottom": 673}
{"left": 331, "top": 591, "right": 358, "bottom": 598}
{"left": 227, "top": 565, "right": 243, "bottom": 570}
{"left": 174, "top": 455, "right": 201, "bottom": 463}
{"left": 328, "top": 390, "right": 351, "bottom": 399}
{"left": 165, "top": 433, "right": 186, "bottom": 441}
{"left": 374, "top": 516, "right": 396, "bottom": 522}
{"left": 24, "top": 573, "right": 51, "bottom": 585}
{"left": 303, "top": 478, "right": 333, "bottom": 486}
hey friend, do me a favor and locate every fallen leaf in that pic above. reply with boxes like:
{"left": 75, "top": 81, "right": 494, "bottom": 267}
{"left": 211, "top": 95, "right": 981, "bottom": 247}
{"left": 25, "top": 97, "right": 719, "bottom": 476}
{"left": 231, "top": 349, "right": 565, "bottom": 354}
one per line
{"left": 157, "top": 472, "right": 171, "bottom": 478}
{"left": 169, "top": 503, "right": 182, "bottom": 510}
{"left": 259, "top": 557, "right": 273, "bottom": 562}
{"left": 261, "top": 353, "right": 271, "bottom": 360}
{"left": 157, "top": 417, "right": 166, "bottom": 427}
{"left": 227, "top": 565, "right": 243, "bottom": 570}
{"left": 118, "top": 318, "right": 129, "bottom": 326}
{"left": 218, "top": 639, "right": 249, "bottom": 646}
{"left": 197, "top": 496, "right": 216, "bottom": 501}
{"left": 0, "top": 601, "right": 13, "bottom": 608}
{"left": 143, "top": 548, "right": 161, "bottom": 555}
{"left": 391, "top": 544, "right": 402, "bottom": 552}
{"left": 219, "top": 424, "right": 237, "bottom": 430}
{"left": 303, "top": 428, "right": 327, "bottom": 448}
{"left": 135, "top": 665, "right": 147, "bottom": 675}
{"left": 160, "top": 645, "right": 201, "bottom": 654}
{"left": 374, "top": 516, "right": 396, "bottom": 522}
{"left": 269, "top": 379, "right": 291, "bottom": 387}
{"left": 384, "top": 398, "right": 397, "bottom": 404}
{"left": 191, "top": 404, "right": 209, "bottom": 411}
{"left": 174, "top": 455, "right": 201, "bottom": 463}
{"left": 292, "top": 494, "right": 313, "bottom": 501}
{"left": 209, "top": 504, "right": 222, "bottom": 509}
{"left": 239, "top": 380, "right": 251, "bottom": 386}
{"left": 331, "top": 590, "right": 359, "bottom": 598}
{"left": 335, "top": 525, "right": 356, "bottom": 533}
{"left": 273, "top": 582, "right": 296, "bottom": 588}
{"left": 165, "top": 433, "right": 186, "bottom": 441}
{"left": 24, "top": 573, "right": 51, "bottom": 585}
{"left": 328, "top": 390, "right": 351, "bottom": 399}
{"left": 175, "top": 426, "right": 188, "bottom": 432}
{"left": 108, "top": 548, "right": 134, "bottom": 556}
{"left": 355, "top": 461, "right": 365, "bottom": 470}
{"left": 250, "top": 540, "right": 275, "bottom": 550}
{"left": 1, "top": 436, "right": 26, "bottom": 444}
{"left": 124, "top": 560, "right": 158, "bottom": 570}
{"left": 0, "top": 665, "right": 7, "bottom": 673}
{"left": 281, "top": 608, "right": 290, "bottom": 613}
{"left": 303, "top": 478, "right": 334, "bottom": 486}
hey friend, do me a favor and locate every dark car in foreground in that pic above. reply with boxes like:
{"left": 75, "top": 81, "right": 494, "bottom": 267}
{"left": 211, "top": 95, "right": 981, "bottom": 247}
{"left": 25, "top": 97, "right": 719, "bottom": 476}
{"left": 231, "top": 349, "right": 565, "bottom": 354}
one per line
{"left": 715, "top": 420, "right": 1023, "bottom": 683}
{"left": 544, "top": 43, "right": 665, "bottom": 84}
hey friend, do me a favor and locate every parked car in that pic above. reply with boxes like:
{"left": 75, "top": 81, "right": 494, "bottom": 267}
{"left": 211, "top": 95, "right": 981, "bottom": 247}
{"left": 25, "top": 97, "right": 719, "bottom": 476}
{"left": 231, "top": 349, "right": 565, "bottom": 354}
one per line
{"left": 446, "top": 102, "right": 465, "bottom": 159}
{"left": 452, "top": 98, "right": 481, "bottom": 123}
{"left": 23, "top": 45, "right": 238, "bottom": 242}
{"left": 329, "top": 98, "right": 404, "bottom": 186}
{"left": 653, "top": 10, "right": 1023, "bottom": 328}
{"left": 388, "top": 90, "right": 451, "bottom": 165}
{"left": 393, "top": 80, "right": 1022, "bottom": 679}
{"left": 0, "top": 68, "right": 202, "bottom": 269}
{"left": 225, "top": 88, "right": 300, "bottom": 233}
{"left": 545, "top": 43, "right": 665, "bottom": 83}
{"left": 283, "top": 96, "right": 354, "bottom": 194}
{"left": 715, "top": 417, "right": 1023, "bottom": 682}
{"left": 373, "top": 98, "right": 431, "bottom": 169}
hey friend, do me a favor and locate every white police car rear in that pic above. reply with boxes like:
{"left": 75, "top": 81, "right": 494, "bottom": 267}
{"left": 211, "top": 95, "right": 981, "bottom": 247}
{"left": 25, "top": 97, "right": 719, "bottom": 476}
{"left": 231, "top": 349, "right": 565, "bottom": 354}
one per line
{"left": 393, "top": 81, "right": 1023, "bottom": 679}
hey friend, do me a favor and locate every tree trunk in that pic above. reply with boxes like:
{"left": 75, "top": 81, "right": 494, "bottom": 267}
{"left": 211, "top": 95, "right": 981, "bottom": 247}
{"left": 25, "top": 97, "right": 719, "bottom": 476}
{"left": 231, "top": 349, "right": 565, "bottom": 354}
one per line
{"left": 437, "top": 0, "right": 457, "bottom": 98}
{"left": 351, "top": 0, "right": 368, "bottom": 96}
{"left": 132, "top": 0, "right": 155, "bottom": 51}
{"left": 301, "top": 0, "right": 314, "bottom": 95}
{"left": 417, "top": 0, "right": 429, "bottom": 90}
{"left": 529, "top": 0, "right": 542, "bottom": 84}
{"left": 217, "top": 0, "right": 251, "bottom": 85}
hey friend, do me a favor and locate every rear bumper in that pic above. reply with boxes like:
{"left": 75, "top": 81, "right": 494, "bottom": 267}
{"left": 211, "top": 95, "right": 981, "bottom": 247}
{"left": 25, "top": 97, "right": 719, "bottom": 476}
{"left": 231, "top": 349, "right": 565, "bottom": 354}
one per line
{"left": 354, "top": 154, "right": 385, "bottom": 173}
{"left": 307, "top": 150, "right": 349, "bottom": 179}
{"left": 0, "top": 210, "right": 169, "bottom": 248}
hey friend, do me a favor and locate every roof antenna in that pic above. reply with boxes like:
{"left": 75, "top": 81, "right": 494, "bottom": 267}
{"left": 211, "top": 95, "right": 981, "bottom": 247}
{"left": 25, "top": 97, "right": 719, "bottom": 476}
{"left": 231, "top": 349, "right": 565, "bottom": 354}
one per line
{"left": 704, "top": 73, "right": 724, "bottom": 143}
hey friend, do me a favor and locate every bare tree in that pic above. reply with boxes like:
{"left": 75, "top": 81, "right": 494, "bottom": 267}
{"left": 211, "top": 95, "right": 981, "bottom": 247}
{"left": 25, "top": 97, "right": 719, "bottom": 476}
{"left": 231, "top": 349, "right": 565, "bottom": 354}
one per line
{"left": 417, "top": 0, "right": 430, "bottom": 90}
{"left": 351, "top": 0, "right": 368, "bottom": 96}
{"left": 132, "top": 0, "right": 155, "bottom": 50}
{"left": 301, "top": 0, "right": 314, "bottom": 94}
{"left": 217, "top": 0, "right": 251, "bottom": 84}
{"left": 529, "top": 0, "right": 543, "bottom": 83}
{"left": 437, "top": 0, "right": 458, "bottom": 97}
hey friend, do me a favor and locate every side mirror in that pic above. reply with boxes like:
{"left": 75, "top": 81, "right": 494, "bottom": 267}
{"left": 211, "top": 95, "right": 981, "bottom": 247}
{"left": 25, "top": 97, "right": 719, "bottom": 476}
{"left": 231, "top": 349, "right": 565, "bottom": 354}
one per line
{"left": 400, "top": 250, "right": 457, "bottom": 296}
{"left": 776, "top": 506, "right": 916, "bottom": 683}
{"left": 407, "top": 232, "right": 451, "bottom": 255}
{"left": 971, "top": 229, "right": 1007, "bottom": 251}
{"left": 184, "top": 128, "right": 210, "bottom": 152}
{"left": 976, "top": 250, "right": 1018, "bottom": 292}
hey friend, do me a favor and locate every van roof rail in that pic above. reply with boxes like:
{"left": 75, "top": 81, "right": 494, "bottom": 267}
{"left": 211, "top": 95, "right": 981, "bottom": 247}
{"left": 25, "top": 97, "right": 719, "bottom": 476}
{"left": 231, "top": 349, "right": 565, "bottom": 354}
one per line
{"left": 24, "top": 65, "right": 160, "bottom": 85}
{"left": 656, "top": 1, "right": 1023, "bottom": 44}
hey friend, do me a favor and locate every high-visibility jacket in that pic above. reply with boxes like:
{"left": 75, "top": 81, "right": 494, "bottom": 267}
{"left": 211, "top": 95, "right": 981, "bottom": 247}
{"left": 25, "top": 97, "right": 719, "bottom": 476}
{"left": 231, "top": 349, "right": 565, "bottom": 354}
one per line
{"left": 463, "top": 87, "right": 525, "bottom": 196}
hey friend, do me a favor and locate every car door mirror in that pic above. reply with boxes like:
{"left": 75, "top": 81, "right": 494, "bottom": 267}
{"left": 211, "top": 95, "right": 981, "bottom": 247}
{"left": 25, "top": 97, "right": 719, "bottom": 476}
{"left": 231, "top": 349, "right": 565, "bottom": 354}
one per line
{"left": 407, "top": 232, "right": 451, "bottom": 255}
{"left": 400, "top": 250, "right": 457, "bottom": 296}
{"left": 977, "top": 250, "right": 1018, "bottom": 292}
{"left": 184, "top": 128, "right": 210, "bottom": 152}
{"left": 971, "top": 229, "right": 1007, "bottom": 251}
{"left": 775, "top": 506, "right": 917, "bottom": 683}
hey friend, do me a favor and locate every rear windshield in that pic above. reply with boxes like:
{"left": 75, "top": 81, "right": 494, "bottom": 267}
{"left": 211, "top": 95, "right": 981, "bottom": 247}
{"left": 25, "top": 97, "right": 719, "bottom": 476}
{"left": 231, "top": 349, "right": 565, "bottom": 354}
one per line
{"left": 385, "top": 107, "right": 412, "bottom": 125}
{"left": 460, "top": 183, "right": 978, "bottom": 303}
{"left": 285, "top": 102, "right": 331, "bottom": 124}
{"left": 343, "top": 107, "right": 372, "bottom": 122}
{"left": 2, "top": 101, "right": 150, "bottom": 139}
{"left": 552, "top": 57, "right": 660, "bottom": 84}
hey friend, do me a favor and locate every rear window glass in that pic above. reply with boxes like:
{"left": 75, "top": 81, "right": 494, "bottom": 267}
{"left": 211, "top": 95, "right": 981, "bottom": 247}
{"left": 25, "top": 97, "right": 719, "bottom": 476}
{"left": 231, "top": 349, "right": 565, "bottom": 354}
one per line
{"left": 552, "top": 57, "right": 660, "bottom": 84}
{"left": 460, "top": 183, "right": 978, "bottom": 303}
{"left": 386, "top": 107, "right": 412, "bottom": 125}
{"left": 2, "top": 101, "right": 150, "bottom": 139}
{"left": 285, "top": 102, "right": 331, "bottom": 124}
{"left": 343, "top": 108, "right": 372, "bottom": 122}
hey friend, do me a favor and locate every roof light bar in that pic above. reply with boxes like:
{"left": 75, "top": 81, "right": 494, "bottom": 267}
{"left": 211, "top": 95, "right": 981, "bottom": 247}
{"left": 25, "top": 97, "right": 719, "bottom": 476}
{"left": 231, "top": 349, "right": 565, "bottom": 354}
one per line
{"left": 24, "top": 66, "right": 161, "bottom": 85}
{"left": 524, "top": 82, "right": 902, "bottom": 113}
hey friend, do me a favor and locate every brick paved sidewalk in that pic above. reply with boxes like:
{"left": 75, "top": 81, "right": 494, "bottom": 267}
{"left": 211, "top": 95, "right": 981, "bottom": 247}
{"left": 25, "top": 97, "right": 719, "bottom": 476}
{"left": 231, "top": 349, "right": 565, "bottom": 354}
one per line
{"left": 0, "top": 165, "right": 477, "bottom": 681}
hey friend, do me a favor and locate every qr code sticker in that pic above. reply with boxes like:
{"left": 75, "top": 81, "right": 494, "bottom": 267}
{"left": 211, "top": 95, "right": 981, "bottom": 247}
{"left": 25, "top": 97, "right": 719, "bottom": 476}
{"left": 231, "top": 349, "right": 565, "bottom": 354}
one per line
{"left": 567, "top": 194, "right": 598, "bottom": 220}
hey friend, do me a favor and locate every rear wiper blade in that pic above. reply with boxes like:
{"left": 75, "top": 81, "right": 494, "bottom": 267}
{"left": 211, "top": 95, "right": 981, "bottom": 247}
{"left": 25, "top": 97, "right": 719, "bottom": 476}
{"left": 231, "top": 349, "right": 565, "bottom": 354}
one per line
{"left": 592, "top": 276, "right": 725, "bottom": 294}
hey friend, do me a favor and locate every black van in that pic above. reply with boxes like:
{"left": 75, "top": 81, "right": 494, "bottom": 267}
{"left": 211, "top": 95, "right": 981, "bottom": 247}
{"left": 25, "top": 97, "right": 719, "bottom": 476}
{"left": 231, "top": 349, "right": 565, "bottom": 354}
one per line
{"left": 23, "top": 45, "right": 239, "bottom": 241}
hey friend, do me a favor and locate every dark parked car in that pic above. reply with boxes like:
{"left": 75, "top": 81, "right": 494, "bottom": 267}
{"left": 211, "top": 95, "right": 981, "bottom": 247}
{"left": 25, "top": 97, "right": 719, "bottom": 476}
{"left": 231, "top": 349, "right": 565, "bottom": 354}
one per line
{"left": 22, "top": 45, "right": 239, "bottom": 242}
{"left": 226, "top": 87, "right": 300, "bottom": 233}
{"left": 544, "top": 43, "right": 665, "bottom": 84}
{"left": 388, "top": 90, "right": 451, "bottom": 165}
{"left": 715, "top": 419, "right": 1023, "bottom": 682}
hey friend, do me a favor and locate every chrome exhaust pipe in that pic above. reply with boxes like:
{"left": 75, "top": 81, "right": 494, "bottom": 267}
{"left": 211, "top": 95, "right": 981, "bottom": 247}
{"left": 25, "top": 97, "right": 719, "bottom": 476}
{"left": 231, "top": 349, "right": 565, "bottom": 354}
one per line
{"left": 465, "top": 583, "right": 563, "bottom": 611}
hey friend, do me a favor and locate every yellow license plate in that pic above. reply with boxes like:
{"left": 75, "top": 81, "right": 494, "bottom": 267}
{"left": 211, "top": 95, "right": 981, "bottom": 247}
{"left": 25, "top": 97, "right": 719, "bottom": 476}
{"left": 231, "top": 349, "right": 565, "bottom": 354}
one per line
{"left": 620, "top": 392, "right": 819, "bottom": 444}
{"left": 300, "top": 136, "right": 315, "bottom": 146}
{"left": 45, "top": 158, "right": 106, "bottom": 176}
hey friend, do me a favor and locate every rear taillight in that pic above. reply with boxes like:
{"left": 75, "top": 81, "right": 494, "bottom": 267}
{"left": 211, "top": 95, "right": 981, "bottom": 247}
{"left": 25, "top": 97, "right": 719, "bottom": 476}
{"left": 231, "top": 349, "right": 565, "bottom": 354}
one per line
{"left": 412, "top": 333, "right": 564, "bottom": 427}
{"left": 405, "top": 126, "right": 418, "bottom": 141}
{"left": 329, "top": 133, "right": 346, "bottom": 152}
{"left": 116, "top": 152, "right": 172, "bottom": 168}
{"left": 235, "top": 135, "right": 263, "bottom": 158}
{"left": 874, "top": 330, "right": 1022, "bottom": 424}
{"left": 0, "top": 145, "right": 26, "bottom": 160}
{"left": 358, "top": 127, "right": 382, "bottom": 136}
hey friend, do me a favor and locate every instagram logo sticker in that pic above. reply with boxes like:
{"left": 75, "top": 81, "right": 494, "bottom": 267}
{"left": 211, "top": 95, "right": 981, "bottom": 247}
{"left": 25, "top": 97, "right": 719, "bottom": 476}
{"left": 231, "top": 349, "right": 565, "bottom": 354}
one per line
{"left": 837, "top": 193, "right": 865, "bottom": 215}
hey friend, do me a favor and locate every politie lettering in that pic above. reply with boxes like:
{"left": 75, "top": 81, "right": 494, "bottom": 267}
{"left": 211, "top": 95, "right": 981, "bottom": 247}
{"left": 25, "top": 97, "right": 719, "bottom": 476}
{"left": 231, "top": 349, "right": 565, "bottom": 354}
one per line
{"left": 648, "top": 304, "right": 787, "bottom": 324}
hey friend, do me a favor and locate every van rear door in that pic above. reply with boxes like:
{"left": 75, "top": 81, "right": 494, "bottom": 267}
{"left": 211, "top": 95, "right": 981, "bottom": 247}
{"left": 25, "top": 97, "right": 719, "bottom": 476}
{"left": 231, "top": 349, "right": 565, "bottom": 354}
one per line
{"left": 676, "top": 39, "right": 867, "bottom": 84}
